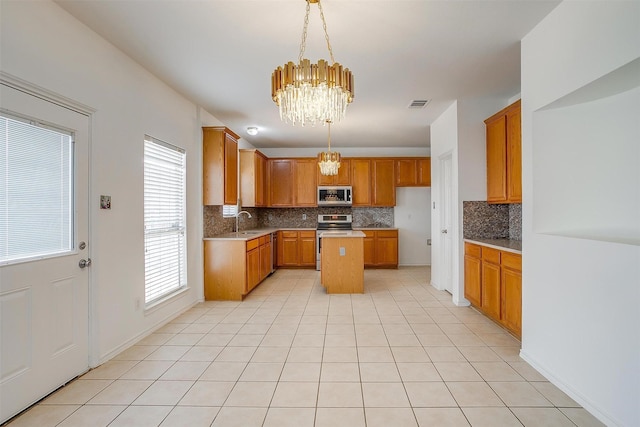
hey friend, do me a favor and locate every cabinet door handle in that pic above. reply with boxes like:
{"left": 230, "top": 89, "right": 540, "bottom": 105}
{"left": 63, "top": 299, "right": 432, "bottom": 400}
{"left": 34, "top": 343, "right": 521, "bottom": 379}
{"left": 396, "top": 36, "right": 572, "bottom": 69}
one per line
{"left": 441, "top": 229, "right": 448, "bottom": 234}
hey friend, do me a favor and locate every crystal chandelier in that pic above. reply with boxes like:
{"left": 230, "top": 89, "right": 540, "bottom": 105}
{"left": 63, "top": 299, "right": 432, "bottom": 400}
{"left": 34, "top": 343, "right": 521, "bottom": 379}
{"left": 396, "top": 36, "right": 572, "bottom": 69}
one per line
{"left": 271, "top": 0, "right": 354, "bottom": 126}
{"left": 318, "top": 121, "right": 341, "bottom": 176}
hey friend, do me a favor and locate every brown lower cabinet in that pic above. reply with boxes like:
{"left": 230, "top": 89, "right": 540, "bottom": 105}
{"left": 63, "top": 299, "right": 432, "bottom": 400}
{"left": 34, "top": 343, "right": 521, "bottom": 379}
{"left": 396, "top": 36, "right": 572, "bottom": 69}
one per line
{"left": 362, "top": 229, "right": 398, "bottom": 268}
{"left": 464, "top": 242, "right": 522, "bottom": 337}
{"left": 204, "top": 235, "right": 272, "bottom": 301}
{"left": 277, "top": 230, "right": 316, "bottom": 267}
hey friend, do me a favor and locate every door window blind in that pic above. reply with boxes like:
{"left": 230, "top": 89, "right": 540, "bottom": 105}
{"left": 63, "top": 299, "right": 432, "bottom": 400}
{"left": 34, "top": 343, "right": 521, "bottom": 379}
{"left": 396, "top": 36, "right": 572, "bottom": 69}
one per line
{"left": 0, "top": 114, "right": 73, "bottom": 264}
{"left": 144, "top": 136, "right": 187, "bottom": 305}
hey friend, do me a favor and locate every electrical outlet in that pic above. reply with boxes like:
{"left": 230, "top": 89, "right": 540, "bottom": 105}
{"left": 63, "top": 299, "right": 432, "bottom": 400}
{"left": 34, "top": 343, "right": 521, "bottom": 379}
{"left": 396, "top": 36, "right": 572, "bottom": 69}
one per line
{"left": 340, "top": 247, "right": 346, "bottom": 256}
{"left": 268, "top": 213, "right": 273, "bottom": 220}
{"left": 302, "top": 214, "right": 307, "bottom": 220}
{"left": 134, "top": 298, "right": 140, "bottom": 310}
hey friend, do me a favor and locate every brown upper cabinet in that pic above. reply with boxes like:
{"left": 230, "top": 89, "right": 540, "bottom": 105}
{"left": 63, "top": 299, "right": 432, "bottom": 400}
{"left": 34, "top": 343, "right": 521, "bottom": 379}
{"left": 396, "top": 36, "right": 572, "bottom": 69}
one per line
{"left": 294, "top": 159, "right": 318, "bottom": 206}
{"left": 317, "top": 158, "right": 351, "bottom": 186}
{"left": 203, "top": 126, "right": 238, "bottom": 206}
{"left": 350, "top": 159, "right": 371, "bottom": 206}
{"left": 249, "top": 155, "right": 429, "bottom": 208}
{"left": 372, "top": 159, "right": 396, "bottom": 206}
{"left": 485, "top": 100, "right": 521, "bottom": 204}
{"left": 268, "top": 159, "right": 294, "bottom": 207}
{"left": 395, "top": 158, "right": 431, "bottom": 187}
{"left": 239, "top": 149, "right": 267, "bottom": 207}
{"left": 268, "top": 158, "right": 317, "bottom": 207}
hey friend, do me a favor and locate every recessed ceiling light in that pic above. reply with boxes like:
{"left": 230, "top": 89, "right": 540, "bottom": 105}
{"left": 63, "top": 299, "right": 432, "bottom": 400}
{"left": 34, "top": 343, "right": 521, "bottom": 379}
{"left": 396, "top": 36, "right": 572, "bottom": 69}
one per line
{"left": 247, "top": 127, "right": 258, "bottom": 136}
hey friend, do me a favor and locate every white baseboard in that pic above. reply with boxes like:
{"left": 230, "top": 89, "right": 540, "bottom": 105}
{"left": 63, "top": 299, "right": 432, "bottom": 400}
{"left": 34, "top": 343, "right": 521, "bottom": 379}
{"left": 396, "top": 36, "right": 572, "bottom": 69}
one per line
{"left": 94, "top": 301, "right": 200, "bottom": 366}
{"left": 519, "top": 349, "right": 621, "bottom": 427}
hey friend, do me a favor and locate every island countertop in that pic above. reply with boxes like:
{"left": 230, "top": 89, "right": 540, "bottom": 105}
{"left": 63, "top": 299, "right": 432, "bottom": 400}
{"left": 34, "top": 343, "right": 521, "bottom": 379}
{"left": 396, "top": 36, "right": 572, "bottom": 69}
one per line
{"left": 319, "top": 230, "right": 366, "bottom": 238}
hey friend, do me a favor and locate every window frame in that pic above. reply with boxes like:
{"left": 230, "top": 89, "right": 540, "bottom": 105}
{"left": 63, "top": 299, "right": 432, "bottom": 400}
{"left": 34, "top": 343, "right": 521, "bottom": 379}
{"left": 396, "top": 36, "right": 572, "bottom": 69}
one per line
{"left": 143, "top": 135, "right": 187, "bottom": 307}
{"left": 0, "top": 112, "right": 75, "bottom": 266}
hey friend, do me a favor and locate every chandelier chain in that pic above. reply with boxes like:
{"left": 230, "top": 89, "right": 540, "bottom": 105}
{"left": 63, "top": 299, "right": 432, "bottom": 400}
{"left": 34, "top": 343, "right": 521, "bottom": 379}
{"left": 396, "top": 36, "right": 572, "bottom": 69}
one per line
{"left": 298, "top": 0, "right": 336, "bottom": 64}
{"left": 317, "top": 0, "right": 336, "bottom": 64}
{"left": 298, "top": 0, "right": 311, "bottom": 62}
{"left": 272, "top": 0, "right": 353, "bottom": 127}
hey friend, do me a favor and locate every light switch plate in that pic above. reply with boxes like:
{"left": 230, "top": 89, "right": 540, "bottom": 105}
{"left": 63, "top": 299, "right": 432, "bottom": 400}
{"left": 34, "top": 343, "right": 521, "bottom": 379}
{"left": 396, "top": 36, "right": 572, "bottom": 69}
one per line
{"left": 339, "top": 247, "right": 346, "bottom": 256}
{"left": 100, "top": 195, "right": 111, "bottom": 209}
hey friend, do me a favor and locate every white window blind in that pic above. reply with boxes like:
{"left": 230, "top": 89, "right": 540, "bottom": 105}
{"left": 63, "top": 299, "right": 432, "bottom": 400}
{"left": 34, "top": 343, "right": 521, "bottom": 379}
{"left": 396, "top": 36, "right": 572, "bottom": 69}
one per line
{"left": 222, "top": 204, "right": 238, "bottom": 218}
{"left": 0, "top": 114, "right": 73, "bottom": 264}
{"left": 144, "top": 136, "right": 187, "bottom": 305}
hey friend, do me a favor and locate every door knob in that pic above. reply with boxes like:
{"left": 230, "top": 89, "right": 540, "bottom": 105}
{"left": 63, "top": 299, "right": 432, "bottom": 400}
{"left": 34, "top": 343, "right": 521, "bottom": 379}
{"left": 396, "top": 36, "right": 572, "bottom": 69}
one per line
{"left": 79, "top": 258, "right": 92, "bottom": 268}
{"left": 441, "top": 229, "right": 448, "bottom": 234}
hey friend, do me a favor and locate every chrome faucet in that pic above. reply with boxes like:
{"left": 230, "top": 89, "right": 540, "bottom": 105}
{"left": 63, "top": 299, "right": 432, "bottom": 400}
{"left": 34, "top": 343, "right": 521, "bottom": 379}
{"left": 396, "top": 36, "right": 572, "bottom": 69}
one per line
{"left": 235, "top": 210, "right": 252, "bottom": 232}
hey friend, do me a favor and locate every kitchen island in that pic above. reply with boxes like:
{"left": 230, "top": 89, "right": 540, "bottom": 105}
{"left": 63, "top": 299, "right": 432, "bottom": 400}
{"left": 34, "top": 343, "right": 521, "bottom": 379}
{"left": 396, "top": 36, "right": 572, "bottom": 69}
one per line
{"left": 320, "top": 230, "right": 366, "bottom": 294}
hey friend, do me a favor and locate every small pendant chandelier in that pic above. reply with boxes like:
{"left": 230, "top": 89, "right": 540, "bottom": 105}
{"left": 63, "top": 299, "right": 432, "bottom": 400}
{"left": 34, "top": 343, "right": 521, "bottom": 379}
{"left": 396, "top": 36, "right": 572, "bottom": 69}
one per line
{"left": 271, "top": 0, "right": 355, "bottom": 126}
{"left": 318, "top": 120, "right": 341, "bottom": 176}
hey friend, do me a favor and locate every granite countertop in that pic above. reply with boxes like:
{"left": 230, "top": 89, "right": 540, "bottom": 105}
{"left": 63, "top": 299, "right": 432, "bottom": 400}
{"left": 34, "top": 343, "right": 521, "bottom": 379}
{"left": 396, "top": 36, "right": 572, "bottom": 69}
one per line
{"left": 320, "top": 230, "right": 366, "bottom": 238}
{"left": 353, "top": 225, "right": 397, "bottom": 230}
{"left": 464, "top": 238, "right": 522, "bottom": 254}
{"left": 204, "top": 228, "right": 279, "bottom": 241}
{"left": 277, "top": 227, "right": 317, "bottom": 231}
{"left": 205, "top": 227, "right": 321, "bottom": 241}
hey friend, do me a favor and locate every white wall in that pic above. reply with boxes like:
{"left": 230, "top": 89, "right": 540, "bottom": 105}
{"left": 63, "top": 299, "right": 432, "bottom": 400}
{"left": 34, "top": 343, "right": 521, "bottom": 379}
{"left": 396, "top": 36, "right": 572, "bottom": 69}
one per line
{"left": 395, "top": 187, "right": 431, "bottom": 265}
{"left": 430, "top": 98, "right": 509, "bottom": 305}
{"left": 0, "top": 0, "right": 214, "bottom": 364}
{"left": 430, "top": 101, "right": 459, "bottom": 295}
{"left": 521, "top": 2, "right": 640, "bottom": 426}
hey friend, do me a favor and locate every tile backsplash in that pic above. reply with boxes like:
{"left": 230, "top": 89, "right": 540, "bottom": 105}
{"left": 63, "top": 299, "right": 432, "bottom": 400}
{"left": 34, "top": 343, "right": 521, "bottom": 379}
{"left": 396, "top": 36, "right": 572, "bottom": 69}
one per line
{"left": 509, "top": 203, "right": 522, "bottom": 241}
{"left": 203, "top": 206, "right": 259, "bottom": 237}
{"left": 203, "top": 206, "right": 394, "bottom": 237}
{"left": 352, "top": 207, "right": 394, "bottom": 228}
{"left": 463, "top": 201, "right": 522, "bottom": 241}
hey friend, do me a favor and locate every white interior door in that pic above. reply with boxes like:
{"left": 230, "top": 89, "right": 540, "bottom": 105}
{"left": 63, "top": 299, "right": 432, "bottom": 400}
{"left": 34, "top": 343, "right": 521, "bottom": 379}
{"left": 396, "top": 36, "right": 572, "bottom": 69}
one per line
{"left": 0, "top": 83, "right": 90, "bottom": 423}
{"left": 440, "top": 154, "right": 453, "bottom": 293}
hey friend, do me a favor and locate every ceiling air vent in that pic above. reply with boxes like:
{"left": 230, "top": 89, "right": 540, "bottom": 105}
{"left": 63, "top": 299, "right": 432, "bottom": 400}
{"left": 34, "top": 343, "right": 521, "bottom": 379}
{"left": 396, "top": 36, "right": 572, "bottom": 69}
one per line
{"left": 408, "top": 99, "right": 430, "bottom": 109}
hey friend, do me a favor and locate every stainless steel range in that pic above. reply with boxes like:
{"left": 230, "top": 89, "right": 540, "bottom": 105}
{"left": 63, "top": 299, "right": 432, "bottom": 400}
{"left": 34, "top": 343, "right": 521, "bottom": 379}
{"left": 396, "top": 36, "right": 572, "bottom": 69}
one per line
{"left": 316, "top": 214, "right": 353, "bottom": 270}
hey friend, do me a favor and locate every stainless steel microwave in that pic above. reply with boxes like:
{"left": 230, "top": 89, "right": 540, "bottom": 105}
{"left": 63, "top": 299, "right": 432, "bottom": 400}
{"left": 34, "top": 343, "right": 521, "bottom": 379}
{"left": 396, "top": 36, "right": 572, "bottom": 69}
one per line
{"left": 317, "top": 186, "right": 352, "bottom": 206}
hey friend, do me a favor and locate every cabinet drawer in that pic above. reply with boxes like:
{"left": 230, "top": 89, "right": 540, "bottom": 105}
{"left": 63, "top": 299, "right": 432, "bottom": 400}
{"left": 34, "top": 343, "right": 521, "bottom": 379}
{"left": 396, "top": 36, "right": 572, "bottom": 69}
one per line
{"left": 465, "top": 242, "right": 482, "bottom": 258}
{"left": 482, "top": 247, "right": 501, "bottom": 264}
{"left": 299, "top": 230, "right": 316, "bottom": 238}
{"left": 259, "top": 235, "right": 269, "bottom": 245}
{"left": 501, "top": 252, "right": 522, "bottom": 271}
{"left": 376, "top": 230, "right": 398, "bottom": 238}
{"left": 280, "top": 231, "right": 298, "bottom": 238}
{"left": 246, "top": 238, "right": 259, "bottom": 251}
{"left": 362, "top": 230, "right": 375, "bottom": 238}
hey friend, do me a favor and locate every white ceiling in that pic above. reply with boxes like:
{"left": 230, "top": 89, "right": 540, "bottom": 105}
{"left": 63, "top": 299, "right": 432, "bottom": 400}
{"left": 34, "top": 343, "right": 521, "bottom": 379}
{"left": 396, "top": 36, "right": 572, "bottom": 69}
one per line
{"left": 55, "top": 0, "right": 560, "bottom": 149}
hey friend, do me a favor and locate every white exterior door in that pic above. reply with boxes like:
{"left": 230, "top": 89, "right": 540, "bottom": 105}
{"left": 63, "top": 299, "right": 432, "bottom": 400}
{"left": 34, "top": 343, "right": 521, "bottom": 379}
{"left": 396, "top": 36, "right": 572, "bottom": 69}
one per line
{"left": 0, "top": 83, "right": 90, "bottom": 423}
{"left": 440, "top": 154, "right": 453, "bottom": 293}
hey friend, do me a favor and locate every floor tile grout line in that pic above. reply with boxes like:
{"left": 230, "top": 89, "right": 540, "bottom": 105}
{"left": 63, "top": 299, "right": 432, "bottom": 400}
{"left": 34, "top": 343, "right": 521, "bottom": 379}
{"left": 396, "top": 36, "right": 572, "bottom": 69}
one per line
{"left": 10, "top": 267, "right": 600, "bottom": 427}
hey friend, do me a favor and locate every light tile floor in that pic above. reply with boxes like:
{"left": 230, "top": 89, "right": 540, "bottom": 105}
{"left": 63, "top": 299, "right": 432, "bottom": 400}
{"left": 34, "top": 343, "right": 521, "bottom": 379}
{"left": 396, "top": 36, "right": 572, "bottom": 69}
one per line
{"left": 6, "top": 267, "right": 605, "bottom": 427}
